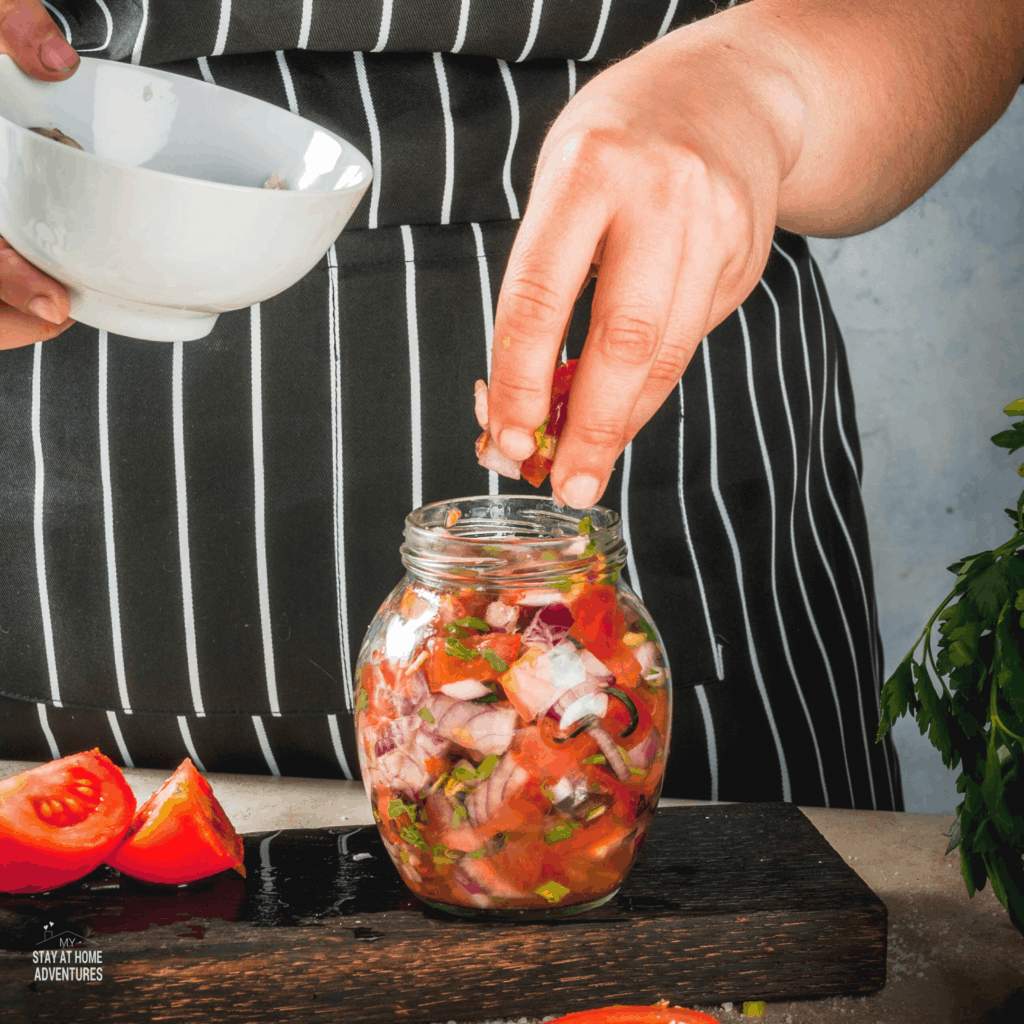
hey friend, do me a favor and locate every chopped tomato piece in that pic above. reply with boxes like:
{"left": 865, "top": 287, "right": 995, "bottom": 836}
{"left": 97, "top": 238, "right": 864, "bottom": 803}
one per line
{"left": 520, "top": 358, "right": 579, "bottom": 488}
{"left": 0, "top": 749, "right": 137, "bottom": 894}
{"left": 569, "top": 583, "right": 627, "bottom": 660}
{"left": 104, "top": 758, "right": 245, "bottom": 884}
{"left": 426, "top": 633, "right": 521, "bottom": 691}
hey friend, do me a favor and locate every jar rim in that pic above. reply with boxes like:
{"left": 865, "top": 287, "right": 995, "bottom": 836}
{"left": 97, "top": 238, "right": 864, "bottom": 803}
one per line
{"left": 401, "top": 495, "right": 625, "bottom": 587}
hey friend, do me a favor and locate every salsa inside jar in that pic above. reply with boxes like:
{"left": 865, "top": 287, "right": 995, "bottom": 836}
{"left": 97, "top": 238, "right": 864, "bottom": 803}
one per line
{"left": 355, "top": 501, "right": 671, "bottom": 916}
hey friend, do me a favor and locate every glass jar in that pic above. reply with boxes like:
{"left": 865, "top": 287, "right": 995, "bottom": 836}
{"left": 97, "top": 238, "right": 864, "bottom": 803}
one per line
{"left": 354, "top": 495, "right": 672, "bottom": 919}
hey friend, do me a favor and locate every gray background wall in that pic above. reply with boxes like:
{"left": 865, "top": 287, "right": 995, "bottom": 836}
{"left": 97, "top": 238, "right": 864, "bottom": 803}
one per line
{"left": 807, "top": 90, "right": 1024, "bottom": 814}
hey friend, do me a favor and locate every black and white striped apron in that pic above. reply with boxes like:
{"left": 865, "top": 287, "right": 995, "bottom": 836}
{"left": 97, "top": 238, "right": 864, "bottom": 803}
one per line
{"left": 0, "top": 0, "right": 903, "bottom": 810}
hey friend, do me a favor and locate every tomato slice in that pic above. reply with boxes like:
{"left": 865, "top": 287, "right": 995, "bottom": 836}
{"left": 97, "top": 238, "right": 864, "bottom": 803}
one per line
{"left": 520, "top": 359, "right": 579, "bottom": 488}
{"left": 104, "top": 758, "right": 245, "bottom": 884}
{"left": 0, "top": 748, "right": 137, "bottom": 894}
{"left": 547, "top": 1007, "right": 721, "bottom": 1024}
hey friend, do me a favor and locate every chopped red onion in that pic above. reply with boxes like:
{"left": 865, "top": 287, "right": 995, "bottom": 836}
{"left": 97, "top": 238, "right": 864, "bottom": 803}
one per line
{"left": 627, "top": 727, "right": 662, "bottom": 771}
{"left": 522, "top": 604, "right": 575, "bottom": 651}
{"left": 475, "top": 430, "right": 522, "bottom": 479}
{"left": 484, "top": 600, "right": 518, "bottom": 632}
{"left": 439, "top": 679, "right": 493, "bottom": 701}
{"left": 589, "top": 723, "right": 631, "bottom": 782}
{"left": 465, "top": 753, "right": 529, "bottom": 827}
{"left": 419, "top": 695, "right": 517, "bottom": 757}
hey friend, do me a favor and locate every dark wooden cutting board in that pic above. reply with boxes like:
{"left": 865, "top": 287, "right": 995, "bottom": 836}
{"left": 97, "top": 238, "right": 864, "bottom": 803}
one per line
{"left": 0, "top": 802, "right": 886, "bottom": 1024}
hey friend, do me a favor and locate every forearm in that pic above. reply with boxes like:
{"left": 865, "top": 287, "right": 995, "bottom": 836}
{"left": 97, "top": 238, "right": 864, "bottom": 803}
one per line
{"left": 665, "top": 0, "right": 1024, "bottom": 238}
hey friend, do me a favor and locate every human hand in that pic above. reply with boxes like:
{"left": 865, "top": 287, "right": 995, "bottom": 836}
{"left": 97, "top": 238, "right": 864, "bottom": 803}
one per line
{"left": 0, "top": 0, "right": 79, "bottom": 349}
{"left": 483, "top": 11, "right": 803, "bottom": 507}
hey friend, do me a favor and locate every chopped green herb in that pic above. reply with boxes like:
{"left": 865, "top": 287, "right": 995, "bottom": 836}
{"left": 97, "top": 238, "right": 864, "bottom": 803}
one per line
{"left": 445, "top": 638, "right": 476, "bottom": 661}
{"left": 418, "top": 706, "right": 436, "bottom": 724}
{"left": 355, "top": 686, "right": 368, "bottom": 712}
{"left": 583, "top": 754, "right": 607, "bottom": 766}
{"left": 578, "top": 515, "right": 592, "bottom": 535}
{"left": 467, "top": 847, "right": 486, "bottom": 859}
{"left": 476, "top": 754, "right": 500, "bottom": 780}
{"left": 550, "top": 575, "right": 574, "bottom": 592}
{"left": 541, "top": 551, "right": 558, "bottom": 562}
{"left": 535, "top": 880, "right": 571, "bottom": 903}
{"left": 446, "top": 616, "right": 490, "bottom": 634}
{"left": 388, "top": 799, "right": 418, "bottom": 821}
{"left": 399, "top": 824, "right": 428, "bottom": 850}
{"left": 583, "top": 538, "right": 598, "bottom": 557}
{"left": 452, "top": 804, "right": 468, "bottom": 824}
{"left": 629, "top": 766, "right": 646, "bottom": 776}
{"left": 480, "top": 647, "right": 509, "bottom": 673}
{"left": 475, "top": 693, "right": 499, "bottom": 703}
{"left": 585, "top": 804, "right": 608, "bottom": 821}
{"left": 452, "top": 764, "right": 477, "bottom": 782}
{"left": 545, "top": 824, "right": 575, "bottom": 844}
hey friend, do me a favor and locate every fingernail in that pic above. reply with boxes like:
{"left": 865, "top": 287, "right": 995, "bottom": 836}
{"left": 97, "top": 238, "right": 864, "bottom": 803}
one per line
{"left": 561, "top": 474, "right": 600, "bottom": 510}
{"left": 28, "top": 297, "right": 63, "bottom": 325}
{"left": 499, "top": 428, "right": 537, "bottom": 461}
{"left": 39, "top": 35, "right": 78, "bottom": 72}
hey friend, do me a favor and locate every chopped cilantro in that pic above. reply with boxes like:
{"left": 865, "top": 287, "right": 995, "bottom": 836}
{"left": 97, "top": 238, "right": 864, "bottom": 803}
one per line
{"left": 467, "top": 847, "right": 486, "bottom": 859}
{"left": 541, "top": 551, "right": 558, "bottom": 562}
{"left": 418, "top": 706, "right": 436, "bottom": 724}
{"left": 583, "top": 754, "right": 607, "bottom": 766}
{"left": 578, "top": 515, "right": 592, "bottom": 535}
{"left": 452, "top": 764, "right": 477, "bottom": 782}
{"left": 535, "top": 881, "right": 571, "bottom": 903}
{"left": 355, "top": 686, "right": 368, "bottom": 712}
{"left": 452, "top": 804, "right": 468, "bottom": 824}
{"left": 479, "top": 647, "right": 509, "bottom": 672}
{"left": 388, "top": 798, "right": 418, "bottom": 821}
{"left": 475, "top": 693, "right": 499, "bottom": 703}
{"left": 476, "top": 754, "right": 500, "bottom": 780}
{"left": 545, "top": 824, "right": 575, "bottom": 844}
{"left": 399, "top": 824, "right": 428, "bottom": 850}
{"left": 445, "top": 638, "right": 476, "bottom": 661}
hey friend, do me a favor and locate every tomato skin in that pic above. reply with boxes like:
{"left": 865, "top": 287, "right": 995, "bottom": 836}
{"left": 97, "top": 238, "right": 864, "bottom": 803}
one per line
{"left": 104, "top": 758, "right": 245, "bottom": 884}
{"left": 0, "top": 749, "right": 137, "bottom": 894}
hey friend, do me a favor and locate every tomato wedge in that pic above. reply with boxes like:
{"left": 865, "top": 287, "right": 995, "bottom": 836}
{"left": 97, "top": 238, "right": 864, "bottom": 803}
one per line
{"left": 104, "top": 758, "right": 245, "bottom": 884}
{"left": 0, "top": 748, "right": 137, "bottom": 894}
{"left": 520, "top": 359, "right": 579, "bottom": 487}
{"left": 547, "top": 1006, "right": 721, "bottom": 1024}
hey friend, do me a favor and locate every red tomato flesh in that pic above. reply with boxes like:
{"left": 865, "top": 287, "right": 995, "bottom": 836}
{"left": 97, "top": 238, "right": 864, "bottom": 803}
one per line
{"left": 0, "top": 748, "right": 137, "bottom": 894}
{"left": 521, "top": 359, "right": 579, "bottom": 488}
{"left": 104, "top": 758, "right": 245, "bottom": 884}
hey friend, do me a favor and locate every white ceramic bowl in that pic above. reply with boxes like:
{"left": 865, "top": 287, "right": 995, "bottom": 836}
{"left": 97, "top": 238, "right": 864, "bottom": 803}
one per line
{"left": 0, "top": 55, "right": 372, "bottom": 341}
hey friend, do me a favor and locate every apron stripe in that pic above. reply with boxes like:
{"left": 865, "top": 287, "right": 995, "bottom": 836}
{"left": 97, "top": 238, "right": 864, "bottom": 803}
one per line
{"left": 99, "top": 331, "right": 131, "bottom": 715}
{"left": 32, "top": 343, "right": 61, "bottom": 707}
{"left": 106, "top": 711, "right": 134, "bottom": 768}
{"left": 36, "top": 703, "right": 60, "bottom": 760}
{"left": 77, "top": 0, "right": 113, "bottom": 53}
{"left": 131, "top": 0, "right": 148, "bottom": 64}
{"left": 298, "top": 0, "right": 312, "bottom": 48}
{"left": 517, "top": 0, "right": 545, "bottom": 63}
{"left": 252, "top": 716, "right": 281, "bottom": 776}
{"left": 451, "top": 0, "right": 471, "bottom": 53}
{"left": 620, "top": 442, "right": 643, "bottom": 598}
{"left": 373, "top": 0, "right": 394, "bottom": 53}
{"left": 497, "top": 60, "right": 521, "bottom": 219}
{"left": 739, "top": 304, "right": 830, "bottom": 807}
{"left": 197, "top": 55, "right": 215, "bottom": 84}
{"left": 704, "top": 334, "right": 792, "bottom": 803}
{"left": 657, "top": 0, "right": 682, "bottom": 38}
{"left": 251, "top": 304, "right": 280, "bottom": 716}
{"left": 580, "top": 0, "right": 614, "bottom": 61}
{"left": 433, "top": 53, "right": 456, "bottom": 225}
{"left": 275, "top": 49, "right": 299, "bottom": 113}
{"left": 172, "top": 342, "right": 205, "bottom": 716}
{"left": 401, "top": 224, "right": 423, "bottom": 511}
{"left": 354, "top": 51, "right": 383, "bottom": 230}
{"left": 212, "top": 0, "right": 231, "bottom": 57}
{"left": 470, "top": 221, "right": 500, "bottom": 495}
{"left": 176, "top": 716, "right": 207, "bottom": 771}
{"left": 764, "top": 252, "right": 857, "bottom": 805}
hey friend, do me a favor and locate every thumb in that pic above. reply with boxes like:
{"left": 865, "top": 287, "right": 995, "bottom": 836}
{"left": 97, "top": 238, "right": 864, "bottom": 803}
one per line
{"left": 0, "top": 0, "right": 78, "bottom": 82}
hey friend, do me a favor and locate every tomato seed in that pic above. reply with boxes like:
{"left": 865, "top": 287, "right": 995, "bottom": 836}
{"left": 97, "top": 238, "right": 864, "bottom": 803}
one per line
{"left": 74, "top": 784, "right": 96, "bottom": 798}
{"left": 37, "top": 800, "right": 53, "bottom": 819}
{"left": 63, "top": 796, "right": 81, "bottom": 813}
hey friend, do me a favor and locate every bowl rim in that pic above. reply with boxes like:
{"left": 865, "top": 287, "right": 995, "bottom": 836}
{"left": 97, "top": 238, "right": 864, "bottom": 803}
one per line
{"left": 0, "top": 53, "right": 373, "bottom": 198}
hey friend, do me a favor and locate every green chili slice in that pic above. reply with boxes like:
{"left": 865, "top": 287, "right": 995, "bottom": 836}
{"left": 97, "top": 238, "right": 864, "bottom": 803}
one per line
{"left": 606, "top": 686, "right": 639, "bottom": 738}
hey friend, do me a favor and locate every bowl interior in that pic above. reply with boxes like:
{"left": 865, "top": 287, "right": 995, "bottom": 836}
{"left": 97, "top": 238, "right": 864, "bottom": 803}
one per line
{"left": 0, "top": 54, "right": 370, "bottom": 193}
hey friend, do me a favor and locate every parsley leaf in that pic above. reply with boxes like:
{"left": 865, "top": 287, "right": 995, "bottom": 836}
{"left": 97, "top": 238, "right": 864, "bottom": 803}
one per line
{"left": 479, "top": 647, "right": 509, "bottom": 673}
{"left": 444, "top": 638, "right": 476, "bottom": 661}
{"left": 878, "top": 398, "right": 1024, "bottom": 938}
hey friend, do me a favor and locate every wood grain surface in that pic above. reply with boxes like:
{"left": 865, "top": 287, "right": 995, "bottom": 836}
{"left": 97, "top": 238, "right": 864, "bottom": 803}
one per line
{"left": 0, "top": 802, "right": 887, "bottom": 1023}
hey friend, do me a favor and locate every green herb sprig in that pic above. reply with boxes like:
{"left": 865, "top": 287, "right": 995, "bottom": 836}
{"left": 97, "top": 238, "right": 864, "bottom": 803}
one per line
{"left": 877, "top": 399, "right": 1024, "bottom": 936}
